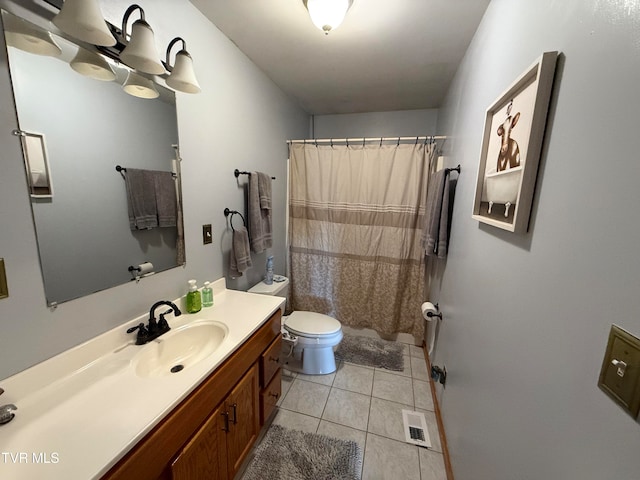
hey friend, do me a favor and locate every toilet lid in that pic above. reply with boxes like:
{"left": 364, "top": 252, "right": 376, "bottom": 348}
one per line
{"left": 284, "top": 311, "right": 341, "bottom": 337}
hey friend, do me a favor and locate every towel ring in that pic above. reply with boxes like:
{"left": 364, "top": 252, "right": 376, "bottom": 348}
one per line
{"left": 223, "top": 208, "right": 246, "bottom": 231}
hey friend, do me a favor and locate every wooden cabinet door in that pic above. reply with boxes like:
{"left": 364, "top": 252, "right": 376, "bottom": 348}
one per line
{"left": 170, "top": 401, "right": 228, "bottom": 480}
{"left": 226, "top": 363, "right": 260, "bottom": 479}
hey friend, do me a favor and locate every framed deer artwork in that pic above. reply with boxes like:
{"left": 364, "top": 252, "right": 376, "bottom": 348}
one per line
{"left": 473, "top": 51, "right": 558, "bottom": 233}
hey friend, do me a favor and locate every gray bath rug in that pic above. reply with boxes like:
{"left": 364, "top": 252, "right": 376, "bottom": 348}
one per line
{"left": 335, "top": 334, "right": 405, "bottom": 371}
{"left": 243, "top": 424, "right": 362, "bottom": 480}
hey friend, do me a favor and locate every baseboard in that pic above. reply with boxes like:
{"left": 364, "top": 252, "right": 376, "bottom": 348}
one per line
{"left": 422, "top": 341, "right": 454, "bottom": 480}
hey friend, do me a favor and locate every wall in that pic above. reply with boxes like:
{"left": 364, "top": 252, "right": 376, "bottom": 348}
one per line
{"left": 313, "top": 109, "right": 438, "bottom": 138}
{"left": 433, "top": 0, "right": 640, "bottom": 479}
{"left": 0, "top": 0, "right": 309, "bottom": 379}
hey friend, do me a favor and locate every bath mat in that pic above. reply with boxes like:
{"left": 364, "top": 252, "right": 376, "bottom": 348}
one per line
{"left": 335, "top": 334, "right": 404, "bottom": 371}
{"left": 242, "top": 424, "right": 362, "bottom": 480}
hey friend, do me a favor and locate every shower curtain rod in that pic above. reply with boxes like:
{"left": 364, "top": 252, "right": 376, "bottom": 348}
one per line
{"left": 287, "top": 135, "right": 446, "bottom": 144}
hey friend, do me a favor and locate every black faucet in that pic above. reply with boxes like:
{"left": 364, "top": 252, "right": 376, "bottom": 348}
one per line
{"left": 127, "top": 300, "right": 182, "bottom": 345}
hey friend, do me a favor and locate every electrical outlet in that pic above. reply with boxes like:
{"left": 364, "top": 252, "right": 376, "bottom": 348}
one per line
{"left": 202, "top": 224, "right": 212, "bottom": 245}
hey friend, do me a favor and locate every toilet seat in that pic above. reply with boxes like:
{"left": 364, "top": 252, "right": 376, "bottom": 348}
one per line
{"left": 284, "top": 311, "right": 341, "bottom": 337}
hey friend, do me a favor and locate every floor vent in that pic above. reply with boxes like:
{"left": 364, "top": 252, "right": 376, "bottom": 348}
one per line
{"left": 402, "top": 410, "right": 431, "bottom": 448}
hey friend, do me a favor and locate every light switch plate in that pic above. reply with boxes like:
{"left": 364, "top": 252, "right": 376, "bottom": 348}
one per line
{"left": 202, "top": 224, "right": 212, "bottom": 245}
{"left": 598, "top": 325, "right": 640, "bottom": 418}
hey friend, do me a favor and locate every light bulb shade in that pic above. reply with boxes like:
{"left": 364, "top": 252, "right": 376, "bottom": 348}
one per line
{"left": 304, "top": 0, "right": 352, "bottom": 34}
{"left": 166, "top": 51, "right": 201, "bottom": 94}
{"left": 122, "top": 70, "right": 159, "bottom": 99}
{"left": 70, "top": 48, "right": 115, "bottom": 81}
{"left": 52, "top": 0, "right": 116, "bottom": 47}
{"left": 4, "top": 14, "right": 62, "bottom": 57}
{"left": 120, "top": 20, "right": 165, "bottom": 75}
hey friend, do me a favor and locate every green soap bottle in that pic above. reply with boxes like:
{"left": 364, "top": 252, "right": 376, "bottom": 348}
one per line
{"left": 186, "top": 279, "right": 202, "bottom": 313}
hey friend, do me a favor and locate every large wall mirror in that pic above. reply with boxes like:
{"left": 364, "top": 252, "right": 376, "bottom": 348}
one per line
{"left": 2, "top": 9, "right": 185, "bottom": 306}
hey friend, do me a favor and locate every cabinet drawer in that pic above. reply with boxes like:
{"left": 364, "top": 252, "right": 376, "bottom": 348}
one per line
{"left": 259, "top": 368, "right": 282, "bottom": 425}
{"left": 260, "top": 336, "right": 282, "bottom": 388}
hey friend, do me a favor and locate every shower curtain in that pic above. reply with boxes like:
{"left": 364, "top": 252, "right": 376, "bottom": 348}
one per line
{"left": 288, "top": 141, "right": 437, "bottom": 339}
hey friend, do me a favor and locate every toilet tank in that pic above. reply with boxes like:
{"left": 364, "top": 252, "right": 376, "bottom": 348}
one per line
{"left": 248, "top": 276, "right": 289, "bottom": 297}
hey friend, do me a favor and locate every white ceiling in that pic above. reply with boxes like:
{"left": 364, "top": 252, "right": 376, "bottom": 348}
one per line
{"left": 190, "top": 0, "right": 491, "bottom": 115}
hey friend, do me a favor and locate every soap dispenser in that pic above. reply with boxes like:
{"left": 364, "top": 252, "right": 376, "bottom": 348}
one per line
{"left": 186, "top": 279, "right": 202, "bottom": 314}
{"left": 202, "top": 281, "right": 214, "bottom": 307}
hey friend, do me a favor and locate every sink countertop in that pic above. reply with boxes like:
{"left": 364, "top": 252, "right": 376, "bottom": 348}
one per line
{"left": 0, "top": 279, "right": 284, "bottom": 479}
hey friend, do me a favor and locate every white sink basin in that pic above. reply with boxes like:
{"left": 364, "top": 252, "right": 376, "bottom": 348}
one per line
{"left": 133, "top": 321, "right": 228, "bottom": 378}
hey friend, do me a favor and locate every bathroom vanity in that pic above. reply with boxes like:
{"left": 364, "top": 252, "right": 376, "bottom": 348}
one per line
{"left": 0, "top": 280, "right": 284, "bottom": 480}
{"left": 104, "top": 309, "right": 282, "bottom": 480}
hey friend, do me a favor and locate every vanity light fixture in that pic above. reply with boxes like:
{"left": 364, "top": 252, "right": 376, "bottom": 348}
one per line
{"left": 119, "top": 4, "right": 165, "bottom": 75}
{"left": 303, "top": 0, "right": 353, "bottom": 35}
{"left": 70, "top": 47, "right": 116, "bottom": 82}
{"left": 4, "top": 13, "right": 62, "bottom": 57}
{"left": 165, "top": 37, "right": 201, "bottom": 94}
{"left": 122, "top": 70, "right": 159, "bottom": 99}
{"left": 52, "top": 0, "right": 116, "bottom": 47}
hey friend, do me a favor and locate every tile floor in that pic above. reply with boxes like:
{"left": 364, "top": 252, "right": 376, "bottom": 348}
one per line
{"left": 243, "top": 331, "right": 447, "bottom": 480}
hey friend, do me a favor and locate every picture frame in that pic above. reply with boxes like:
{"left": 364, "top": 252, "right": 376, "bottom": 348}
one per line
{"left": 472, "top": 51, "right": 558, "bottom": 233}
{"left": 0, "top": 258, "right": 8, "bottom": 300}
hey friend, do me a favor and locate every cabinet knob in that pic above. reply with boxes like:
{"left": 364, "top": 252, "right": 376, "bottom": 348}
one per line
{"left": 269, "top": 356, "right": 280, "bottom": 363}
{"left": 269, "top": 392, "right": 280, "bottom": 400}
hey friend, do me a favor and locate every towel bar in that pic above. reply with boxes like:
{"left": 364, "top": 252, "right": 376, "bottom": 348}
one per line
{"left": 234, "top": 169, "right": 275, "bottom": 180}
{"left": 115, "top": 165, "right": 177, "bottom": 178}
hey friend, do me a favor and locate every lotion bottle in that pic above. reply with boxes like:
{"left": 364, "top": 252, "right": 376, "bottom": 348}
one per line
{"left": 202, "top": 281, "right": 214, "bottom": 307}
{"left": 186, "top": 279, "right": 202, "bottom": 313}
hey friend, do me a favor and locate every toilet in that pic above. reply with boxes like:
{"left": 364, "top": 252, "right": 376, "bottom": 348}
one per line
{"left": 248, "top": 277, "right": 343, "bottom": 375}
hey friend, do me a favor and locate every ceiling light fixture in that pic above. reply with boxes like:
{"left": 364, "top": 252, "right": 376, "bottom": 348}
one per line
{"left": 303, "top": 0, "right": 353, "bottom": 35}
{"left": 69, "top": 47, "right": 116, "bottom": 82}
{"left": 4, "top": 13, "right": 62, "bottom": 57}
{"left": 165, "top": 37, "right": 201, "bottom": 94}
{"left": 119, "top": 4, "right": 165, "bottom": 75}
{"left": 52, "top": 0, "right": 116, "bottom": 47}
{"left": 122, "top": 70, "right": 159, "bottom": 99}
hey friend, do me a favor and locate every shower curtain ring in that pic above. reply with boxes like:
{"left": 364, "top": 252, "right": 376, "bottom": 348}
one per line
{"left": 415, "top": 136, "right": 419, "bottom": 145}
{"left": 397, "top": 137, "right": 401, "bottom": 147}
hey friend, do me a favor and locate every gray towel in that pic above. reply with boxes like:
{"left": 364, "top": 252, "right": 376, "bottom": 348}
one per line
{"left": 230, "top": 226, "right": 252, "bottom": 277}
{"left": 423, "top": 169, "right": 451, "bottom": 258}
{"left": 125, "top": 168, "right": 158, "bottom": 230}
{"left": 154, "top": 171, "right": 177, "bottom": 227}
{"left": 248, "top": 172, "right": 273, "bottom": 253}
{"left": 257, "top": 172, "right": 272, "bottom": 210}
